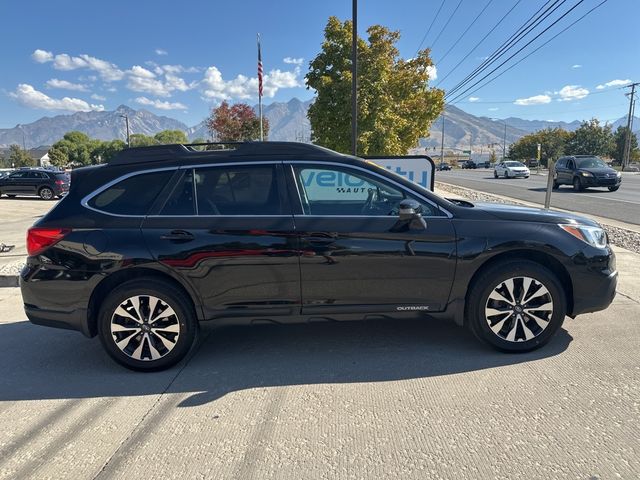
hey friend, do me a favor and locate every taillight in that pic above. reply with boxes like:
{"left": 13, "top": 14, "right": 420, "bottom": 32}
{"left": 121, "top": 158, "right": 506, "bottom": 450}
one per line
{"left": 55, "top": 180, "right": 64, "bottom": 185}
{"left": 27, "top": 228, "right": 70, "bottom": 256}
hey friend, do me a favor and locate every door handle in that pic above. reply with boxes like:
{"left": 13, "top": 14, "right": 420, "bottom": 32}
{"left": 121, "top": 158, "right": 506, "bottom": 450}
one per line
{"left": 303, "top": 234, "right": 338, "bottom": 245}
{"left": 160, "top": 230, "right": 195, "bottom": 241}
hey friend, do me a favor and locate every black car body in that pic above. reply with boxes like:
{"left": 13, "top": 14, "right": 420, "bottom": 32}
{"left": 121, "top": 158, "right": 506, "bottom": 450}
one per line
{"left": 437, "top": 163, "right": 451, "bottom": 171}
{"left": 460, "top": 160, "right": 476, "bottom": 169}
{"left": 0, "top": 169, "right": 69, "bottom": 199}
{"left": 21, "top": 142, "right": 617, "bottom": 370}
{"left": 554, "top": 155, "right": 622, "bottom": 192}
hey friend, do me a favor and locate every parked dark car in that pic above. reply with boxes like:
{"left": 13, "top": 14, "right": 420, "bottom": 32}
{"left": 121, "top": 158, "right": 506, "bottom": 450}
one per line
{"left": 460, "top": 160, "right": 476, "bottom": 169}
{"left": 0, "top": 169, "right": 69, "bottom": 199}
{"left": 553, "top": 155, "right": 621, "bottom": 192}
{"left": 21, "top": 142, "right": 617, "bottom": 371}
{"left": 437, "top": 163, "right": 452, "bottom": 171}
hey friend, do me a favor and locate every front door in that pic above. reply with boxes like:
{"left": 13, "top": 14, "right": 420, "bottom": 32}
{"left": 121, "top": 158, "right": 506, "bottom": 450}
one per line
{"left": 287, "top": 163, "right": 457, "bottom": 315}
{"left": 142, "top": 163, "right": 300, "bottom": 320}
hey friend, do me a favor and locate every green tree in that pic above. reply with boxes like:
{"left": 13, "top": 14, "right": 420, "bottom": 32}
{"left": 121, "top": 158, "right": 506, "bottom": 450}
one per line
{"left": 93, "top": 140, "right": 126, "bottom": 163}
{"left": 7, "top": 144, "right": 35, "bottom": 167}
{"left": 610, "top": 126, "right": 638, "bottom": 164}
{"left": 154, "top": 130, "right": 188, "bottom": 144}
{"left": 508, "top": 128, "right": 570, "bottom": 167}
{"left": 566, "top": 119, "right": 613, "bottom": 156}
{"left": 206, "top": 101, "right": 268, "bottom": 141}
{"left": 48, "top": 131, "right": 101, "bottom": 167}
{"left": 306, "top": 17, "right": 444, "bottom": 155}
{"left": 129, "top": 133, "right": 158, "bottom": 147}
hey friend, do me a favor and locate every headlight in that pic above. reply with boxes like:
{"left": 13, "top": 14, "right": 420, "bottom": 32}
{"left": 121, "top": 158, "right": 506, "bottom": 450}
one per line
{"left": 559, "top": 224, "right": 607, "bottom": 248}
{"left": 616, "top": 172, "right": 622, "bottom": 178}
{"left": 580, "top": 171, "right": 594, "bottom": 177}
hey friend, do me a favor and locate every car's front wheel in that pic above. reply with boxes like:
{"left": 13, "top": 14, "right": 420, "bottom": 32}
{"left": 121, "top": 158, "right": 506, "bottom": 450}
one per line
{"left": 98, "top": 279, "right": 197, "bottom": 371}
{"left": 608, "top": 186, "right": 619, "bottom": 192}
{"left": 504, "top": 171, "right": 509, "bottom": 179}
{"left": 467, "top": 260, "right": 566, "bottom": 352}
{"left": 572, "top": 177, "right": 583, "bottom": 192}
{"left": 494, "top": 171, "right": 498, "bottom": 178}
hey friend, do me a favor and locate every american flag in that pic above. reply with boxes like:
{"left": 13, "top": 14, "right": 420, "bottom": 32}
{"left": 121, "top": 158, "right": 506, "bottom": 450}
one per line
{"left": 257, "top": 37, "right": 263, "bottom": 98}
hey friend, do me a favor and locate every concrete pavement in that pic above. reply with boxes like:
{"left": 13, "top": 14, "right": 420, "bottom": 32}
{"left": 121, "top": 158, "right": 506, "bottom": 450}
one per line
{"left": 0, "top": 246, "right": 638, "bottom": 479}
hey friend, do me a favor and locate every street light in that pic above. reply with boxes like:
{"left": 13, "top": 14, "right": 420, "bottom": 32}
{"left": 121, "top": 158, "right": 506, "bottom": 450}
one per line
{"left": 491, "top": 118, "right": 507, "bottom": 160}
{"left": 119, "top": 114, "right": 131, "bottom": 148}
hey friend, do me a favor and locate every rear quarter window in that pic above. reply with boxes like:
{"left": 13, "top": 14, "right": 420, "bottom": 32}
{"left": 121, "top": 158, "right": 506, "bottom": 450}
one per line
{"left": 87, "top": 170, "right": 172, "bottom": 215}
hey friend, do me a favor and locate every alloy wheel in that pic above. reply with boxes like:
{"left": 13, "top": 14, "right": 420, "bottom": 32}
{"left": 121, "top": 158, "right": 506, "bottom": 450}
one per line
{"left": 484, "top": 276, "right": 553, "bottom": 342}
{"left": 40, "top": 188, "right": 53, "bottom": 200}
{"left": 110, "top": 295, "right": 180, "bottom": 361}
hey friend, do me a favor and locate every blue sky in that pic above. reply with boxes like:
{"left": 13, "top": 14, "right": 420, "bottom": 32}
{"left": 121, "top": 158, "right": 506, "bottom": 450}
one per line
{"left": 0, "top": 0, "right": 637, "bottom": 128}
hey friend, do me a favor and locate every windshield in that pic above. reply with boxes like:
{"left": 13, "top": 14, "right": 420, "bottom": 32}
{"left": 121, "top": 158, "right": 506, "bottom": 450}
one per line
{"left": 576, "top": 157, "right": 607, "bottom": 169}
{"left": 505, "top": 161, "right": 525, "bottom": 167}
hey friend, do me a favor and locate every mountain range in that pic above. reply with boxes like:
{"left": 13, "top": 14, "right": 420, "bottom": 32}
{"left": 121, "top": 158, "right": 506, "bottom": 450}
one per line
{"left": 0, "top": 99, "right": 637, "bottom": 151}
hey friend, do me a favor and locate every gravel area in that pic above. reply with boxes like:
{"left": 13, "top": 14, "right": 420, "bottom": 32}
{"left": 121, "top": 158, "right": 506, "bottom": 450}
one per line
{"left": 0, "top": 258, "right": 24, "bottom": 276}
{"left": 436, "top": 181, "right": 640, "bottom": 254}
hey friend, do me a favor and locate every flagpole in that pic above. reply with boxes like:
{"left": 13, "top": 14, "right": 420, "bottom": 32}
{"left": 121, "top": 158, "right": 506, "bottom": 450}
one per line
{"left": 257, "top": 33, "right": 264, "bottom": 141}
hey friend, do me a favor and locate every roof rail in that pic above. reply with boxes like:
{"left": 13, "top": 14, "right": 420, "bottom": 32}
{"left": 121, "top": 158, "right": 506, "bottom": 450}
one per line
{"left": 108, "top": 141, "right": 343, "bottom": 165}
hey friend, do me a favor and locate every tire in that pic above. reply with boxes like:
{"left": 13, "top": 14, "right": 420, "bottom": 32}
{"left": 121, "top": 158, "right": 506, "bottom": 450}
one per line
{"left": 504, "top": 171, "right": 509, "bottom": 179}
{"left": 552, "top": 181, "right": 559, "bottom": 190}
{"left": 608, "top": 186, "right": 619, "bottom": 192}
{"left": 98, "top": 279, "right": 198, "bottom": 371}
{"left": 467, "top": 260, "right": 566, "bottom": 352}
{"left": 39, "top": 186, "right": 54, "bottom": 200}
{"left": 7, "top": 194, "right": 16, "bottom": 198}
{"left": 572, "top": 177, "right": 583, "bottom": 192}
{"left": 494, "top": 171, "right": 498, "bottom": 178}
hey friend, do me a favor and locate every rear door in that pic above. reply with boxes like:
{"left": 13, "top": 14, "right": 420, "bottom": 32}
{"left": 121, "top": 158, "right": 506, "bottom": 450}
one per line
{"left": 286, "top": 162, "right": 457, "bottom": 315}
{"left": 3, "top": 171, "right": 30, "bottom": 194}
{"left": 142, "top": 162, "right": 300, "bottom": 320}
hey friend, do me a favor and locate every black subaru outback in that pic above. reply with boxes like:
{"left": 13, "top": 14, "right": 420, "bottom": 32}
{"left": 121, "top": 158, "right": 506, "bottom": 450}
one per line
{"left": 21, "top": 142, "right": 617, "bottom": 371}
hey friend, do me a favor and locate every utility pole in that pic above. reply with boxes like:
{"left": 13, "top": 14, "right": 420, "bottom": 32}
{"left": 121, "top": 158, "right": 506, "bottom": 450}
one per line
{"left": 440, "top": 114, "right": 445, "bottom": 165}
{"left": 120, "top": 114, "right": 130, "bottom": 147}
{"left": 502, "top": 121, "right": 507, "bottom": 160}
{"left": 622, "top": 82, "right": 639, "bottom": 169}
{"left": 351, "top": 0, "right": 358, "bottom": 156}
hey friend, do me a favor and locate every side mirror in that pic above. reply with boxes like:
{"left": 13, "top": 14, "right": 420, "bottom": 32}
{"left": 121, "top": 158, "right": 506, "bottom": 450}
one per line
{"left": 397, "top": 199, "right": 427, "bottom": 231}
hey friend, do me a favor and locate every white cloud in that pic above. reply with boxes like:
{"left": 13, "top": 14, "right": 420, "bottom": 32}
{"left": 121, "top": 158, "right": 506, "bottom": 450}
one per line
{"left": 45, "top": 79, "right": 89, "bottom": 92}
{"left": 283, "top": 57, "right": 304, "bottom": 65}
{"left": 30, "top": 49, "right": 124, "bottom": 81}
{"left": 426, "top": 65, "right": 437, "bottom": 80}
{"left": 91, "top": 93, "right": 107, "bottom": 101}
{"left": 32, "top": 49, "right": 53, "bottom": 63}
{"left": 468, "top": 96, "right": 480, "bottom": 102}
{"left": 514, "top": 94, "right": 552, "bottom": 106}
{"left": 556, "top": 84, "right": 589, "bottom": 102}
{"left": 127, "top": 76, "right": 172, "bottom": 97}
{"left": 155, "top": 48, "right": 168, "bottom": 56}
{"left": 488, "top": 107, "right": 499, "bottom": 111}
{"left": 9, "top": 83, "right": 104, "bottom": 112}
{"left": 135, "top": 96, "right": 187, "bottom": 110}
{"left": 201, "top": 65, "right": 301, "bottom": 101}
{"left": 129, "top": 65, "right": 156, "bottom": 78}
{"left": 571, "top": 64, "right": 582, "bottom": 69}
{"left": 596, "top": 78, "right": 631, "bottom": 90}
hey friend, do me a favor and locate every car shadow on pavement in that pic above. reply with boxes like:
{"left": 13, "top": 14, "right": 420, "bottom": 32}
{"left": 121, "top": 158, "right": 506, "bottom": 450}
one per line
{"left": 0, "top": 318, "right": 573, "bottom": 405}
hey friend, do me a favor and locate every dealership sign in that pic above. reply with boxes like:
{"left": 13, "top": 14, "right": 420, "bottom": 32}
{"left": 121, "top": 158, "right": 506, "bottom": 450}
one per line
{"left": 364, "top": 155, "right": 435, "bottom": 191}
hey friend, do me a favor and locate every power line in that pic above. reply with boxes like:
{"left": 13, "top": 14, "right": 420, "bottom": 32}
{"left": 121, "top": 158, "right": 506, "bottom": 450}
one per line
{"left": 447, "top": 0, "right": 567, "bottom": 99}
{"left": 435, "top": 0, "right": 523, "bottom": 88}
{"left": 436, "top": 0, "right": 495, "bottom": 65}
{"left": 446, "top": 0, "right": 588, "bottom": 104}
{"left": 429, "top": 0, "right": 464, "bottom": 51}
{"left": 415, "top": 0, "right": 446, "bottom": 55}
{"left": 448, "top": 0, "right": 610, "bottom": 104}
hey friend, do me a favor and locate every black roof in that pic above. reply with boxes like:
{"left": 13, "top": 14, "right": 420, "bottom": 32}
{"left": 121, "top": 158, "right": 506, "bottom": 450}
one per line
{"left": 108, "top": 141, "right": 349, "bottom": 166}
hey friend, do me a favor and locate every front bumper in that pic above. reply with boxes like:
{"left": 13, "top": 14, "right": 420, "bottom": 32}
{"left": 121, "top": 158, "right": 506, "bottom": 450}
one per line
{"left": 570, "top": 246, "right": 617, "bottom": 316}
{"left": 581, "top": 176, "right": 621, "bottom": 187}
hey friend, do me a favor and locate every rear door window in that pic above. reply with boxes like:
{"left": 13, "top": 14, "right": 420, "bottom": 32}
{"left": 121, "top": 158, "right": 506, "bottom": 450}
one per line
{"left": 87, "top": 170, "right": 172, "bottom": 215}
{"left": 193, "top": 165, "right": 282, "bottom": 215}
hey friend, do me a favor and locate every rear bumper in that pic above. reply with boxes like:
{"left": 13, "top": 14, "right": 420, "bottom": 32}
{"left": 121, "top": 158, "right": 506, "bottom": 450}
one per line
{"left": 24, "top": 304, "right": 91, "bottom": 337}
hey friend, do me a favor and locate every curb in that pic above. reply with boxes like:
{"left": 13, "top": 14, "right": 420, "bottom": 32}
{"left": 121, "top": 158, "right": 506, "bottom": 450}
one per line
{"left": 0, "top": 275, "right": 19, "bottom": 288}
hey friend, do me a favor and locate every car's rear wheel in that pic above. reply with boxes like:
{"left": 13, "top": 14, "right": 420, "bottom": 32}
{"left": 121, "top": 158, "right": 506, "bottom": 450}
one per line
{"left": 7, "top": 194, "right": 16, "bottom": 198}
{"left": 494, "top": 171, "right": 498, "bottom": 178}
{"left": 608, "top": 186, "right": 619, "bottom": 192}
{"left": 572, "top": 177, "right": 583, "bottom": 192}
{"left": 98, "top": 279, "right": 197, "bottom": 371}
{"left": 39, "top": 186, "right": 54, "bottom": 200}
{"left": 467, "top": 260, "right": 566, "bottom": 352}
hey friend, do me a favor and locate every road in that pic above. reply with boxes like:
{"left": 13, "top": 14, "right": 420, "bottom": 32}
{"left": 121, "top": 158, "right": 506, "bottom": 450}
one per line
{"left": 436, "top": 169, "right": 640, "bottom": 225}
{"left": 0, "top": 246, "right": 639, "bottom": 479}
